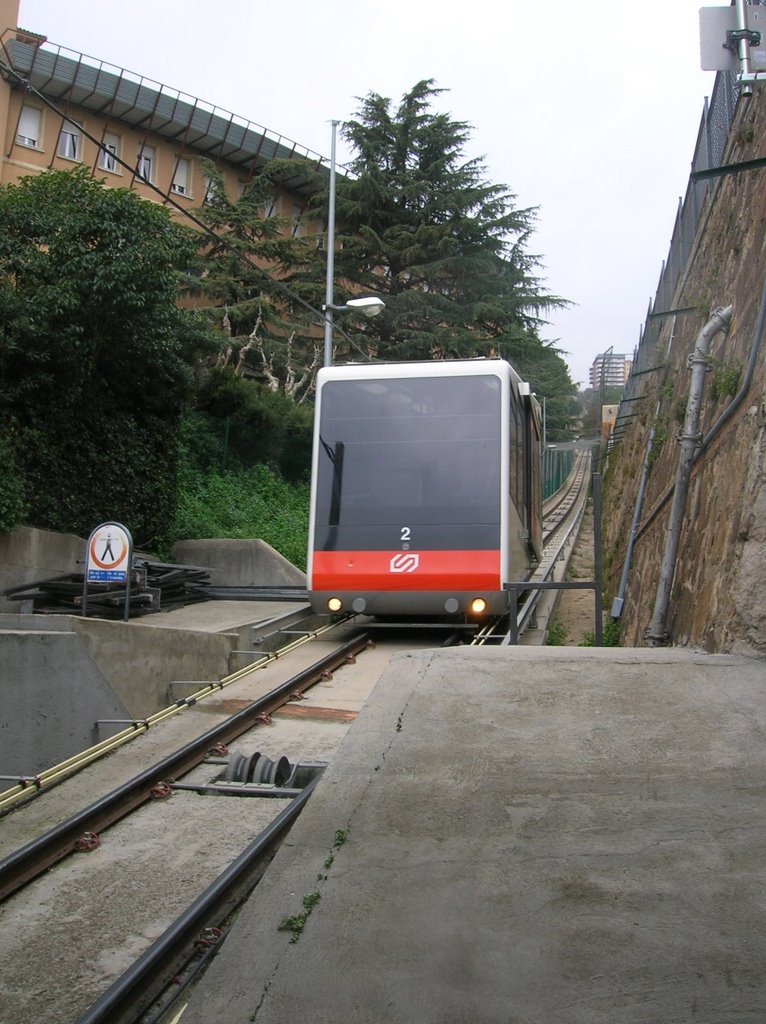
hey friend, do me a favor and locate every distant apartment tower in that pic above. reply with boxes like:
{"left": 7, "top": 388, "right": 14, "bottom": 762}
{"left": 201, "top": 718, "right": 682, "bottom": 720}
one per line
{"left": 589, "top": 352, "right": 632, "bottom": 390}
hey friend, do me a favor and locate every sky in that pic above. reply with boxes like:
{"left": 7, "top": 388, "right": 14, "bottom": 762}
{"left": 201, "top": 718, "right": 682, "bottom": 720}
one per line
{"left": 17, "top": 0, "right": 720, "bottom": 388}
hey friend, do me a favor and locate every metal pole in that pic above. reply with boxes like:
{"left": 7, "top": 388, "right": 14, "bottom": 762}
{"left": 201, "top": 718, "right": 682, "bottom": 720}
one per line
{"left": 611, "top": 407, "right": 659, "bottom": 620}
{"left": 592, "top": 469, "right": 603, "bottom": 646}
{"left": 323, "top": 120, "right": 338, "bottom": 367}
{"left": 542, "top": 396, "right": 546, "bottom": 450}
{"left": 736, "top": 0, "right": 753, "bottom": 96}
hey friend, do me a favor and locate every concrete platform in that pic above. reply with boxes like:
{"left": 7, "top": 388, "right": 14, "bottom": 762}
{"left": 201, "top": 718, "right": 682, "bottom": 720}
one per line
{"left": 180, "top": 645, "right": 766, "bottom": 1024}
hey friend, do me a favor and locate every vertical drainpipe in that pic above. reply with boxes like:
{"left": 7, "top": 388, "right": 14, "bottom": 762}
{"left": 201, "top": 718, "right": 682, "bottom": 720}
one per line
{"left": 611, "top": 403, "right": 660, "bottom": 622}
{"left": 645, "top": 305, "right": 733, "bottom": 646}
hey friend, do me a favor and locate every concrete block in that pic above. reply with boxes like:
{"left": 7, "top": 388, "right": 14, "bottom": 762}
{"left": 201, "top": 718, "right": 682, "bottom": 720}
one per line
{"left": 0, "top": 626, "right": 129, "bottom": 776}
{"left": 171, "top": 538, "right": 306, "bottom": 587}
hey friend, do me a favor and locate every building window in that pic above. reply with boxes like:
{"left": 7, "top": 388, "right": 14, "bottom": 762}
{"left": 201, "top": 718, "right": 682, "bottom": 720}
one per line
{"left": 203, "top": 175, "right": 225, "bottom": 205}
{"left": 16, "top": 105, "right": 41, "bottom": 148}
{"left": 57, "top": 120, "right": 81, "bottom": 161}
{"left": 136, "top": 145, "right": 155, "bottom": 182}
{"left": 171, "top": 157, "right": 190, "bottom": 195}
{"left": 98, "top": 133, "right": 119, "bottom": 172}
{"left": 262, "top": 193, "right": 277, "bottom": 218}
{"left": 291, "top": 203, "right": 306, "bottom": 237}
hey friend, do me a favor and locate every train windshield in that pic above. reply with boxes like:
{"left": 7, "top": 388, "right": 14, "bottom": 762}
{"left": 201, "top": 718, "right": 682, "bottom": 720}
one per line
{"left": 315, "top": 374, "right": 501, "bottom": 532}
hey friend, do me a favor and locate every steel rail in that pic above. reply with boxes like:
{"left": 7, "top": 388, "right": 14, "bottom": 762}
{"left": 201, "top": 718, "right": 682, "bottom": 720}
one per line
{"left": 510, "top": 452, "right": 592, "bottom": 643}
{"left": 542, "top": 450, "right": 590, "bottom": 546}
{"left": 466, "top": 452, "right": 592, "bottom": 646}
{"left": 74, "top": 773, "right": 323, "bottom": 1024}
{"left": 0, "top": 631, "right": 370, "bottom": 903}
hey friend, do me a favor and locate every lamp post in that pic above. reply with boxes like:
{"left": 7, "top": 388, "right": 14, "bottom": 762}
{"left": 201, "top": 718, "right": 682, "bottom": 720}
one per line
{"left": 323, "top": 120, "right": 339, "bottom": 368}
{"left": 322, "top": 120, "right": 384, "bottom": 366}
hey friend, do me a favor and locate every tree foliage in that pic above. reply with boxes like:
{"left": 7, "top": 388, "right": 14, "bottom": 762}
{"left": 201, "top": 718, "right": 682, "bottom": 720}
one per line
{"left": 193, "top": 369, "right": 313, "bottom": 480}
{"left": 315, "top": 81, "right": 568, "bottom": 372}
{"left": 0, "top": 167, "right": 215, "bottom": 543}
{"left": 580, "top": 385, "right": 624, "bottom": 436}
{"left": 188, "top": 82, "right": 578, "bottom": 438}
{"left": 184, "top": 158, "right": 326, "bottom": 404}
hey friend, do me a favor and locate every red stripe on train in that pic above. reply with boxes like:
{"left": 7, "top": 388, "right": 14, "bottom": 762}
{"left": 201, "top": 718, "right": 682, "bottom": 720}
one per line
{"left": 310, "top": 550, "right": 501, "bottom": 591}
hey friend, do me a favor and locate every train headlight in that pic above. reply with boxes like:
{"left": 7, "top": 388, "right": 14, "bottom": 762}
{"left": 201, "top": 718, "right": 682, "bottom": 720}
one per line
{"left": 327, "top": 597, "right": 343, "bottom": 612}
{"left": 470, "top": 598, "right": 488, "bottom": 615}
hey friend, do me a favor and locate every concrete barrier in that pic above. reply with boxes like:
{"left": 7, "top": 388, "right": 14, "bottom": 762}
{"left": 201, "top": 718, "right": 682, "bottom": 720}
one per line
{"left": 0, "top": 621, "right": 130, "bottom": 775}
{"left": 69, "top": 615, "right": 237, "bottom": 715}
{"left": 0, "top": 529, "right": 306, "bottom": 776}
{"left": 171, "top": 538, "right": 306, "bottom": 587}
{"left": 0, "top": 612, "right": 243, "bottom": 775}
{"left": 0, "top": 525, "right": 85, "bottom": 613}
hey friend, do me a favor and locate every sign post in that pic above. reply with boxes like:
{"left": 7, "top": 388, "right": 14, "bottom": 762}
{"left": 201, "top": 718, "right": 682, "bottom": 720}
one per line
{"left": 82, "top": 521, "right": 133, "bottom": 621}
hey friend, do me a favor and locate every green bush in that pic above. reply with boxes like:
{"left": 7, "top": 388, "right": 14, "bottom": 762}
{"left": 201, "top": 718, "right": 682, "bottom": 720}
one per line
{"left": 195, "top": 371, "right": 313, "bottom": 480}
{"left": 172, "top": 464, "right": 310, "bottom": 570}
{"left": 0, "top": 168, "right": 215, "bottom": 544}
{"left": 709, "top": 360, "right": 741, "bottom": 402}
{"left": 167, "top": 401, "right": 313, "bottom": 566}
{"left": 648, "top": 423, "right": 667, "bottom": 470}
{"left": 579, "top": 618, "right": 621, "bottom": 647}
{"left": 0, "top": 429, "right": 27, "bottom": 533}
{"left": 545, "top": 620, "right": 568, "bottom": 646}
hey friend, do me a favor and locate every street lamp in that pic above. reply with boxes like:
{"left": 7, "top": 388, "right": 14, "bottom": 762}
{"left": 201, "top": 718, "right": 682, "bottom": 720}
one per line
{"left": 322, "top": 120, "right": 384, "bottom": 365}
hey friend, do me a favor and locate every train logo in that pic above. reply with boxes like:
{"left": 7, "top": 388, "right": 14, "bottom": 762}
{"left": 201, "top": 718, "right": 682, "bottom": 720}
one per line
{"left": 389, "top": 552, "right": 420, "bottom": 574}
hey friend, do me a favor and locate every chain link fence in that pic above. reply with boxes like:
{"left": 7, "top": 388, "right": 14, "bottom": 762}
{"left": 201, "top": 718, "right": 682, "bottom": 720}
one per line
{"left": 615, "top": 6, "right": 766, "bottom": 433}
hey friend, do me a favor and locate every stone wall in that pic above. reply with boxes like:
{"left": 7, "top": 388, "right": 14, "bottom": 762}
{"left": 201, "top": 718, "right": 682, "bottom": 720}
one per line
{"left": 603, "top": 88, "right": 766, "bottom": 654}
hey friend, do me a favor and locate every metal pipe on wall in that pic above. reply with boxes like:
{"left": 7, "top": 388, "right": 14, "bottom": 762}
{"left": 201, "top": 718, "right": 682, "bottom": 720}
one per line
{"left": 645, "top": 305, "right": 733, "bottom": 646}
{"left": 610, "top": 404, "right": 660, "bottom": 621}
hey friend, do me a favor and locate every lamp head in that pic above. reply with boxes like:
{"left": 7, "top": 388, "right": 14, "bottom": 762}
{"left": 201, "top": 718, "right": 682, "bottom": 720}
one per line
{"left": 345, "top": 296, "right": 385, "bottom": 318}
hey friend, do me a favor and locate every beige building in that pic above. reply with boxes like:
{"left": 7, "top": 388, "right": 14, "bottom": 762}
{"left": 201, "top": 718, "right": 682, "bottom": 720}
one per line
{"left": 589, "top": 351, "right": 632, "bottom": 390}
{"left": 0, "top": 0, "right": 326, "bottom": 233}
{"left": 600, "top": 403, "right": 618, "bottom": 444}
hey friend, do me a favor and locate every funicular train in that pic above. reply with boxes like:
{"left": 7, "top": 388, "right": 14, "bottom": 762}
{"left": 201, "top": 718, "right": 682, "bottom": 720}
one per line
{"left": 307, "top": 359, "right": 542, "bottom": 621}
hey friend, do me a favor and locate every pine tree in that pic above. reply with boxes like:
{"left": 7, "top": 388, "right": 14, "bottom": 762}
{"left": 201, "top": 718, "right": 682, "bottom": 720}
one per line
{"left": 186, "top": 158, "right": 327, "bottom": 402}
{"left": 322, "top": 79, "right": 568, "bottom": 371}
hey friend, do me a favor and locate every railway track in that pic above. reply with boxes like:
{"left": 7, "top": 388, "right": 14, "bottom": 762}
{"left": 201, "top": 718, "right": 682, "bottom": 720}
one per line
{"left": 0, "top": 631, "right": 371, "bottom": 902}
{"left": 505, "top": 447, "right": 593, "bottom": 643}
{"left": 0, "top": 457, "right": 594, "bottom": 1023}
{"left": 542, "top": 448, "right": 591, "bottom": 549}
{"left": 471, "top": 449, "right": 593, "bottom": 646}
{"left": 0, "top": 619, "right": 435, "bottom": 1024}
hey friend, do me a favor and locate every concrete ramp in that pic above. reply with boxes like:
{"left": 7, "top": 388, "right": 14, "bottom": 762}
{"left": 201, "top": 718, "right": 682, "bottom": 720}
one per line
{"left": 172, "top": 538, "right": 306, "bottom": 587}
{"left": 0, "top": 621, "right": 130, "bottom": 776}
{"left": 180, "top": 645, "right": 766, "bottom": 1024}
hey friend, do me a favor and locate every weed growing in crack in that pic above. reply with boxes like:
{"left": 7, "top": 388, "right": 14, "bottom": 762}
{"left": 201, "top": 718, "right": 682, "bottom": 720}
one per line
{"left": 279, "top": 891, "right": 321, "bottom": 943}
{"left": 281, "top": 829, "right": 350, "bottom": 940}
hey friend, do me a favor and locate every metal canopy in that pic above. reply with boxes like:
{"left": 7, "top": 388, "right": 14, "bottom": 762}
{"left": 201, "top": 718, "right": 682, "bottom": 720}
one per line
{"left": 2, "top": 37, "right": 329, "bottom": 195}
